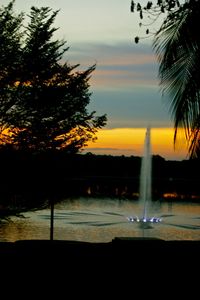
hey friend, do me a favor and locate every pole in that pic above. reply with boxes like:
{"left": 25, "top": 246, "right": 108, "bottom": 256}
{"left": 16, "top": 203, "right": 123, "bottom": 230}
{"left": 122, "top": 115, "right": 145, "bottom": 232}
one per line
{"left": 50, "top": 198, "right": 54, "bottom": 241}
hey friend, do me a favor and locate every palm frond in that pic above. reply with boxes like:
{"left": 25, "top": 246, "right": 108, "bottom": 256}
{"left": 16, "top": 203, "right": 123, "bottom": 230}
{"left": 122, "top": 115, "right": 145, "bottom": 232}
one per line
{"left": 153, "top": 2, "right": 200, "bottom": 157}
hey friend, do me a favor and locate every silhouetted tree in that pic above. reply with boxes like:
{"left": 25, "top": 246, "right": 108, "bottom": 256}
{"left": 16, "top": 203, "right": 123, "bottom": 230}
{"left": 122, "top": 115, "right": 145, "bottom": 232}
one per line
{"left": 153, "top": 1, "right": 200, "bottom": 158}
{"left": 0, "top": 2, "right": 107, "bottom": 153}
{"left": 0, "top": 0, "right": 24, "bottom": 142}
{"left": 131, "top": 1, "right": 200, "bottom": 158}
{"left": 131, "top": 0, "right": 182, "bottom": 43}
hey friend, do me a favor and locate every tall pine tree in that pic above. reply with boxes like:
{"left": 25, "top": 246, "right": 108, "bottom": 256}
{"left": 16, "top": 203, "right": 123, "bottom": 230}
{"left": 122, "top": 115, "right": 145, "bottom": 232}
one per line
{"left": 0, "top": 3, "right": 107, "bottom": 153}
{"left": 0, "top": 0, "right": 24, "bottom": 141}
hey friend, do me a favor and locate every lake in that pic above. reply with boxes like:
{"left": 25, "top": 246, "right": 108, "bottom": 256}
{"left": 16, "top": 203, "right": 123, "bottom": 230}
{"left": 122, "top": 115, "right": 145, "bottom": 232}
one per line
{"left": 0, "top": 197, "right": 200, "bottom": 242}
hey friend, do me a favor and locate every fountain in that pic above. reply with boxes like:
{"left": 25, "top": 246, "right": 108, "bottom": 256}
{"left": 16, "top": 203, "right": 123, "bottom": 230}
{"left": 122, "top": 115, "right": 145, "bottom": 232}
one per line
{"left": 127, "top": 127, "right": 162, "bottom": 225}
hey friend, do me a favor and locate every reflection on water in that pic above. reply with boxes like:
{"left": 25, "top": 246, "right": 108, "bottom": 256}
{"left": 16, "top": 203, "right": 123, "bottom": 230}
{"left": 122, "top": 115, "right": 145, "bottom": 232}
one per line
{"left": 0, "top": 197, "right": 200, "bottom": 242}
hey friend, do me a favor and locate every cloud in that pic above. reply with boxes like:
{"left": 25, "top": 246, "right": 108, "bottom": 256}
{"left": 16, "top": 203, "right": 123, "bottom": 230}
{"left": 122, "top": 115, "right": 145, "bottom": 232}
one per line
{"left": 89, "top": 88, "right": 172, "bottom": 129}
{"left": 66, "top": 41, "right": 157, "bottom": 65}
{"left": 64, "top": 41, "right": 159, "bottom": 91}
{"left": 63, "top": 41, "right": 171, "bottom": 129}
{"left": 83, "top": 147, "right": 120, "bottom": 151}
{"left": 82, "top": 147, "right": 139, "bottom": 157}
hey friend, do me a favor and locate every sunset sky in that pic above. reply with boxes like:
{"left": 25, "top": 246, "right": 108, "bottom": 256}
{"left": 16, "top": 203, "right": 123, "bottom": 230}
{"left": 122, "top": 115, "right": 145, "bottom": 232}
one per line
{"left": 1, "top": 0, "right": 189, "bottom": 160}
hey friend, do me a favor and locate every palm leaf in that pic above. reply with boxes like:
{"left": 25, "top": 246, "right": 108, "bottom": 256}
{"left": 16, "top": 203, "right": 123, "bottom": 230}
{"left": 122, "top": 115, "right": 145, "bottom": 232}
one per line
{"left": 153, "top": 2, "right": 200, "bottom": 158}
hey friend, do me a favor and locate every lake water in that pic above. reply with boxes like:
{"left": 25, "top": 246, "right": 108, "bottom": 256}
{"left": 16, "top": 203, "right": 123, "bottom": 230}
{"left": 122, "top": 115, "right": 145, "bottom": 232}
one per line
{"left": 0, "top": 197, "right": 200, "bottom": 242}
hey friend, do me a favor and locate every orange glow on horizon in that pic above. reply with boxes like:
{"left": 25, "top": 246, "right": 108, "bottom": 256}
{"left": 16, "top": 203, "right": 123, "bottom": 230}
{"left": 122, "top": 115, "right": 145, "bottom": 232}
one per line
{"left": 83, "top": 127, "right": 189, "bottom": 161}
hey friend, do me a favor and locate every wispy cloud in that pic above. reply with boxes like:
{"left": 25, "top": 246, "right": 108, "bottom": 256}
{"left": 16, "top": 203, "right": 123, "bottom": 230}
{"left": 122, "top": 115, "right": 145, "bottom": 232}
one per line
{"left": 65, "top": 41, "right": 159, "bottom": 89}
{"left": 64, "top": 41, "right": 170, "bottom": 129}
{"left": 83, "top": 147, "right": 120, "bottom": 151}
{"left": 89, "top": 88, "right": 171, "bottom": 129}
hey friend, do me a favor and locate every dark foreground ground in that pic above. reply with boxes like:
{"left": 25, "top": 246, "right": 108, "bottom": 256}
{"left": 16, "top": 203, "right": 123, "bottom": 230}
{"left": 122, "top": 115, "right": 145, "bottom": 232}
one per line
{"left": 1, "top": 238, "right": 199, "bottom": 294}
{"left": 1, "top": 237, "right": 199, "bottom": 269}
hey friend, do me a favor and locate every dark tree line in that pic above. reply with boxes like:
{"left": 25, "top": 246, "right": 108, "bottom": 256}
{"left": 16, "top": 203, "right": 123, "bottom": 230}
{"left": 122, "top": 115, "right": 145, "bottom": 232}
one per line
{"left": 0, "top": 150, "right": 200, "bottom": 216}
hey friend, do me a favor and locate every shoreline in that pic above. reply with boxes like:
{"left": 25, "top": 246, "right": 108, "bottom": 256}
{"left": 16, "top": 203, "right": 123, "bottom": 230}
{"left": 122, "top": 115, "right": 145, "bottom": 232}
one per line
{"left": 1, "top": 237, "right": 200, "bottom": 256}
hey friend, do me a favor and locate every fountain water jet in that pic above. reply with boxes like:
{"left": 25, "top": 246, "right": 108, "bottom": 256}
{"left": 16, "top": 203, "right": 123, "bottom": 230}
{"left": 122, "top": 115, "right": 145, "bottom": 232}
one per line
{"left": 127, "top": 127, "right": 161, "bottom": 225}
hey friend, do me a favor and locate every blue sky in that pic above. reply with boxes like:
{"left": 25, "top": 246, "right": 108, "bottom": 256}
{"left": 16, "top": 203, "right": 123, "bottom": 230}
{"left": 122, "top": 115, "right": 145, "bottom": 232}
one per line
{"left": 1, "top": 0, "right": 187, "bottom": 159}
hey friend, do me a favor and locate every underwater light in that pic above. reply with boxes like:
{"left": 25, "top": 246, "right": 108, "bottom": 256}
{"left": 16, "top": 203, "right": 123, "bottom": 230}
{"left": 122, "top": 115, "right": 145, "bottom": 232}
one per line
{"left": 127, "top": 216, "right": 162, "bottom": 223}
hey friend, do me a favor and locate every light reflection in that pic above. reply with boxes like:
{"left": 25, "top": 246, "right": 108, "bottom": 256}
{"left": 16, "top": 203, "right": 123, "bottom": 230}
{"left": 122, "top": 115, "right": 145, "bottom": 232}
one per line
{"left": 0, "top": 198, "right": 200, "bottom": 243}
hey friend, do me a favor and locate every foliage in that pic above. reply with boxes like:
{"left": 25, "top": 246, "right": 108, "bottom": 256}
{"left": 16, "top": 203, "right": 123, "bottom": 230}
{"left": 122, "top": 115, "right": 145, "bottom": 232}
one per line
{"left": 0, "top": 0, "right": 24, "bottom": 135}
{"left": 131, "top": 1, "right": 200, "bottom": 158}
{"left": 130, "top": 0, "right": 183, "bottom": 43}
{"left": 153, "top": 0, "right": 200, "bottom": 158}
{"left": 0, "top": 1, "right": 107, "bottom": 153}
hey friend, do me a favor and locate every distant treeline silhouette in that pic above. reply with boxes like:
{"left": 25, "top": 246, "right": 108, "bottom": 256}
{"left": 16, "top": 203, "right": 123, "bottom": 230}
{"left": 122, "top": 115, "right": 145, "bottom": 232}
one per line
{"left": 0, "top": 148, "right": 200, "bottom": 216}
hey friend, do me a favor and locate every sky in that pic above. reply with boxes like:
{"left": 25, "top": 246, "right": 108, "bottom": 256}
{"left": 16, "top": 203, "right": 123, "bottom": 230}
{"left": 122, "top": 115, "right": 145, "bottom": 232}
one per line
{"left": 1, "top": 0, "right": 189, "bottom": 160}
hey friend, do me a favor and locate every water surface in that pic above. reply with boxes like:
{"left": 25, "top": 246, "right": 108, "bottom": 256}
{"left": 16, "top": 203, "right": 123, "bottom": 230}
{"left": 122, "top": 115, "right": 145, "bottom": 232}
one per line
{"left": 0, "top": 197, "right": 200, "bottom": 242}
